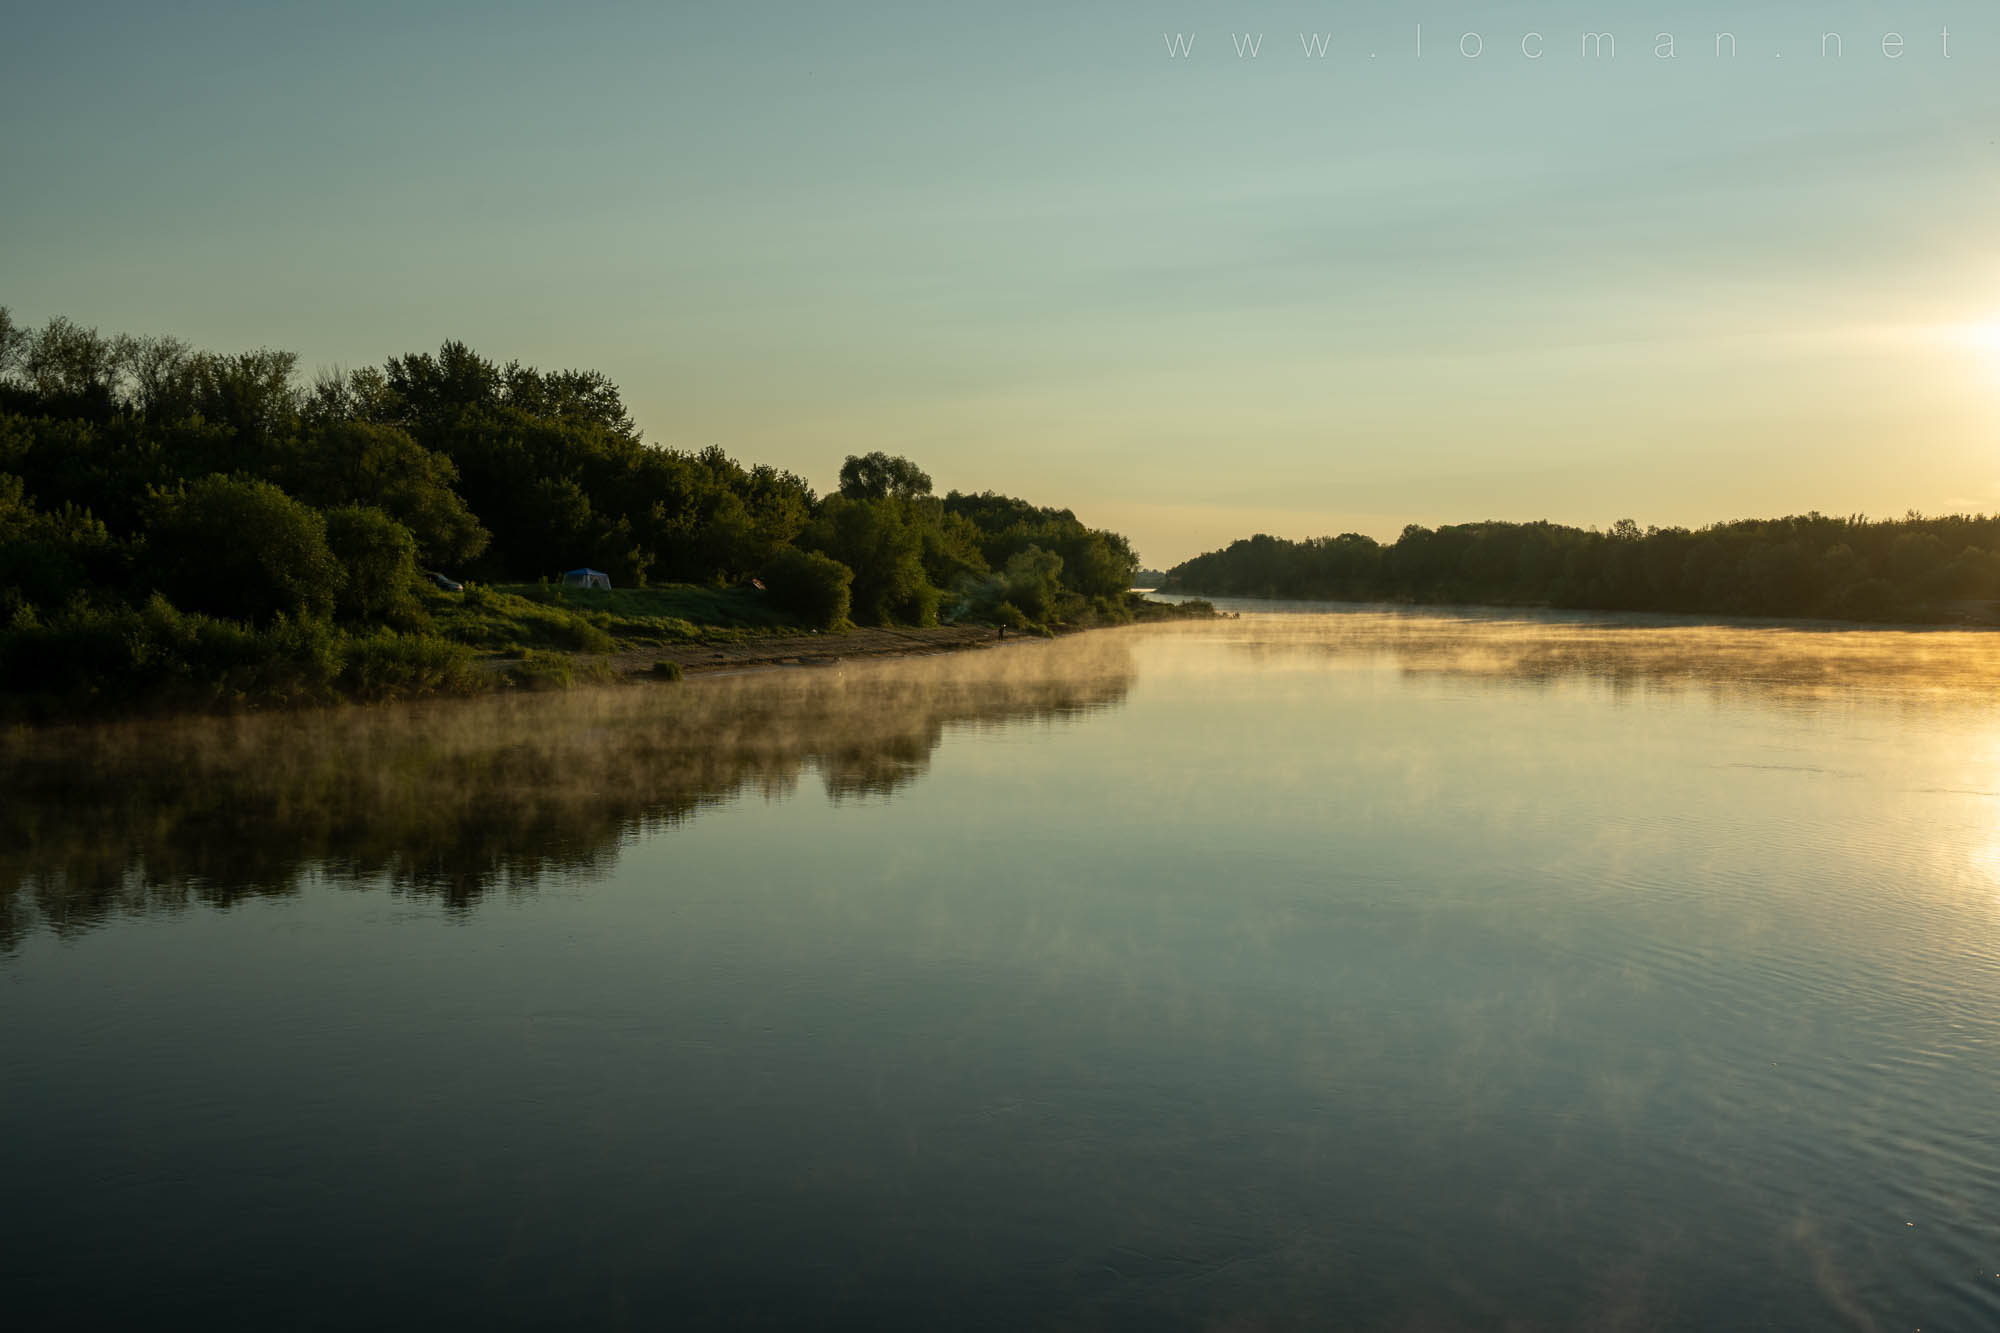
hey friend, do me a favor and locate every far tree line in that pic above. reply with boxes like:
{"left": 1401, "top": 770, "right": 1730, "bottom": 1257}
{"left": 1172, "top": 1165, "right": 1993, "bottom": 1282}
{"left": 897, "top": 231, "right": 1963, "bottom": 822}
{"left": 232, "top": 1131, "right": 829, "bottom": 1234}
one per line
{"left": 1160, "top": 514, "right": 2000, "bottom": 623}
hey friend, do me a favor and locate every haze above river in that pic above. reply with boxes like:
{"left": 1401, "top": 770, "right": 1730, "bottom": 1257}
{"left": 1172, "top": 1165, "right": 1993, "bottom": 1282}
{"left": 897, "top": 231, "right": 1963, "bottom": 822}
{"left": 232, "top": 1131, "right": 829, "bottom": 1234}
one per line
{"left": 5, "top": 605, "right": 1998, "bottom": 1331}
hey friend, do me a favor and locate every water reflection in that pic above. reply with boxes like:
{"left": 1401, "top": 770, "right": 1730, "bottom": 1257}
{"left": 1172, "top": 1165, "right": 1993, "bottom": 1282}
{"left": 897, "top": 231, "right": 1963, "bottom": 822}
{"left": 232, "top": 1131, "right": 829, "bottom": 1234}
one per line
{"left": 6, "top": 610, "right": 2000, "bottom": 1331}
{"left": 0, "top": 638, "right": 1135, "bottom": 946}
{"left": 14, "top": 606, "right": 2000, "bottom": 949}
{"left": 1179, "top": 603, "right": 2000, "bottom": 705}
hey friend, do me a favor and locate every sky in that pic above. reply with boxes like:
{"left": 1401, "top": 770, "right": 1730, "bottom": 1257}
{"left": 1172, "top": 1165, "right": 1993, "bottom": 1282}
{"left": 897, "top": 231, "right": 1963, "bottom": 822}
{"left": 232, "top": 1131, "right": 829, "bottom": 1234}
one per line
{"left": 4, "top": 1, "right": 1998, "bottom": 566}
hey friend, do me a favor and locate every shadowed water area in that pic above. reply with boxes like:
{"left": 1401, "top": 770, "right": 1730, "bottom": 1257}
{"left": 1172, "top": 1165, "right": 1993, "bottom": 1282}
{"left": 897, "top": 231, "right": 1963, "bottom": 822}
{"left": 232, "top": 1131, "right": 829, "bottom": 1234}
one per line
{"left": 4, "top": 608, "right": 1998, "bottom": 1331}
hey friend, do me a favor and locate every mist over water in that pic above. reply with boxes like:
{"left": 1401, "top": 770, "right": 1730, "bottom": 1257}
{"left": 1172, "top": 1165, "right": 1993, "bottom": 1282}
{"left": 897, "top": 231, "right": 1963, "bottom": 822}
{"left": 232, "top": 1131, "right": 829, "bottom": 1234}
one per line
{"left": 4, "top": 608, "right": 1998, "bottom": 1331}
{"left": 1, "top": 640, "right": 1137, "bottom": 942}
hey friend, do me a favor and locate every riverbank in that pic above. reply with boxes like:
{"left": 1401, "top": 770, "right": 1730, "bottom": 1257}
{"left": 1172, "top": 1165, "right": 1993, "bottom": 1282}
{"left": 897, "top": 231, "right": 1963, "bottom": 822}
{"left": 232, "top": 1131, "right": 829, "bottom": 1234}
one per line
{"left": 469, "top": 583, "right": 1214, "bottom": 686}
{"left": 0, "top": 591, "right": 1218, "bottom": 722}
{"left": 603, "top": 622, "right": 1032, "bottom": 676}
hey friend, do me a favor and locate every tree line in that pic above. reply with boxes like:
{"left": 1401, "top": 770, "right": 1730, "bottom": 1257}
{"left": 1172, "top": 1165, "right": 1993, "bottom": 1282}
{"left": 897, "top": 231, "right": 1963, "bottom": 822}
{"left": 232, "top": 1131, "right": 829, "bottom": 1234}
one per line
{"left": 0, "top": 308, "right": 1157, "bottom": 710}
{"left": 1159, "top": 514, "right": 2000, "bottom": 622}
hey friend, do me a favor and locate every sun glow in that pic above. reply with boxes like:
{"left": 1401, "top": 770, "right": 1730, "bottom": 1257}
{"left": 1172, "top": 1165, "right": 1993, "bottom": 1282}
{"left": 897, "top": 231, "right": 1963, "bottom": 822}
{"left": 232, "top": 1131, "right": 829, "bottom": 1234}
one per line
{"left": 1962, "top": 320, "right": 2000, "bottom": 380}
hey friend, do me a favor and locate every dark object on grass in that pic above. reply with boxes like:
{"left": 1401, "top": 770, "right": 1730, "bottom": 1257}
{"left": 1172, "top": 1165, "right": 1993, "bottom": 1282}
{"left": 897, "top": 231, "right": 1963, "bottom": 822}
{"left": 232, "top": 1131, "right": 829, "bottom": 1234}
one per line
{"left": 426, "top": 571, "right": 462, "bottom": 592}
{"left": 650, "top": 660, "right": 684, "bottom": 682}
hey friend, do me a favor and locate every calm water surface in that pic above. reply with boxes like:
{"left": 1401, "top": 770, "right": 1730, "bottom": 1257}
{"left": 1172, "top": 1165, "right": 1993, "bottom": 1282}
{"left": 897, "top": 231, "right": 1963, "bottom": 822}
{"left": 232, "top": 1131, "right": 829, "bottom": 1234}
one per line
{"left": 4, "top": 606, "right": 1998, "bottom": 1330}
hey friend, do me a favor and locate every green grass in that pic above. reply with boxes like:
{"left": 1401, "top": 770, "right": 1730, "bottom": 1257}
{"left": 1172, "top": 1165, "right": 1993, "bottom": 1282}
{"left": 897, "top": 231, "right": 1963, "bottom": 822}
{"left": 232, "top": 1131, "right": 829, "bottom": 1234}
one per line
{"left": 421, "top": 581, "right": 811, "bottom": 657}
{"left": 506, "top": 582, "right": 801, "bottom": 629}
{"left": 494, "top": 582, "right": 807, "bottom": 643}
{"left": 423, "top": 585, "right": 615, "bottom": 652}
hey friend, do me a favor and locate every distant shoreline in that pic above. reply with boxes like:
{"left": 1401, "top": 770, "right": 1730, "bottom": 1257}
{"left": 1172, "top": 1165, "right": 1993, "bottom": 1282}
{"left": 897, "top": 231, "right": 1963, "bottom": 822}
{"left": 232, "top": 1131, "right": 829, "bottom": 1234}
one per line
{"left": 1157, "top": 589, "right": 2000, "bottom": 634}
{"left": 1157, "top": 518, "right": 2000, "bottom": 629}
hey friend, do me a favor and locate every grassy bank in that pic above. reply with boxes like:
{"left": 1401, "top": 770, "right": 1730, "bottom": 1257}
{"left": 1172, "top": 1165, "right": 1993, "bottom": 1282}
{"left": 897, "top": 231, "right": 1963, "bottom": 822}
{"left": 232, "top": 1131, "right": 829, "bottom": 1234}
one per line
{"left": 428, "top": 582, "right": 803, "bottom": 654}
{"left": 0, "top": 578, "right": 1214, "bottom": 721}
{"left": 0, "top": 580, "right": 801, "bottom": 718}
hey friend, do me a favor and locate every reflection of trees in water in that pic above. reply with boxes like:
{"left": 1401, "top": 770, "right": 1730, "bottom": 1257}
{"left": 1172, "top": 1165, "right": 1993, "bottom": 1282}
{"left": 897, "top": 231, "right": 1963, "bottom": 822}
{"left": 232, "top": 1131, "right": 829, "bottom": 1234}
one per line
{"left": 0, "top": 640, "right": 1134, "bottom": 946}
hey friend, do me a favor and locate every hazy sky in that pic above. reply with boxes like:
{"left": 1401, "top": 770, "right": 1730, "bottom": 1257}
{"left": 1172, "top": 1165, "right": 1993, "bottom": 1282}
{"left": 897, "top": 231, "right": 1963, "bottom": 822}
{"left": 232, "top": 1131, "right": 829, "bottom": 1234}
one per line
{"left": 4, "top": 1, "right": 1997, "bottom": 564}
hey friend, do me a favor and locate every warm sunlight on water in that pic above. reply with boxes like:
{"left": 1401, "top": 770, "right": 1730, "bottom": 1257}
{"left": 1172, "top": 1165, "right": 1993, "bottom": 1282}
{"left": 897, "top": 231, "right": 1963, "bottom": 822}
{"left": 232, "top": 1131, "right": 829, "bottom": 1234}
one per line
{"left": 4, "top": 606, "right": 1999, "bottom": 1331}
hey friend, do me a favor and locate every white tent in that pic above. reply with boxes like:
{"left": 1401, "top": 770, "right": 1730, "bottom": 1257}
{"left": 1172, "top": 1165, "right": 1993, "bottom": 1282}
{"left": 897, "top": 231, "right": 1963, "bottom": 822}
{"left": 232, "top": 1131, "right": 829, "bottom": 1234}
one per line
{"left": 560, "top": 568, "right": 611, "bottom": 590}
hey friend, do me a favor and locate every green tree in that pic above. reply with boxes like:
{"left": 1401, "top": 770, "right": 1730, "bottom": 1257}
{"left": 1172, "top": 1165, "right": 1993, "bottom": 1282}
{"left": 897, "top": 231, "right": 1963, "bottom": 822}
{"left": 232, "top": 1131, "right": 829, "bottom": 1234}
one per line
{"left": 383, "top": 340, "right": 502, "bottom": 425}
{"left": 801, "top": 496, "right": 937, "bottom": 625}
{"left": 323, "top": 504, "right": 424, "bottom": 624}
{"left": 0, "top": 308, "right": 27, "bottom": 379}
{"left": 19, "top": 316, "right": 123, "bottom": 416}
{"left": 916, "top": 508, "right": 990, "bottom": 590}
{"left": 501, "top": 362, "right": 639, "bottom": 437}
{"left": 838, "top": 452, "right": 932, "bottom": 501}
{"left": 144, "top": 476, "right": 342, "bottom": 624}
{"left": 521, "top": 475, "right": 598, "bottom": 571}
{"left": 764, "top": 546, "right": 852, "bottom": 631}
{"left": 117, "top": 334, "right": 196, "bottom": 419}
{"left": 999, "top": 545, "right": 1064, "bottom": 620}
{"left": 185, "top": 348, "right": 300, "bottom": 448}
{"left": 0, "top": 472, "right": 115, "bottom": 615}
{"left": 284, "top": 421, "right": 489, "bottom": 567}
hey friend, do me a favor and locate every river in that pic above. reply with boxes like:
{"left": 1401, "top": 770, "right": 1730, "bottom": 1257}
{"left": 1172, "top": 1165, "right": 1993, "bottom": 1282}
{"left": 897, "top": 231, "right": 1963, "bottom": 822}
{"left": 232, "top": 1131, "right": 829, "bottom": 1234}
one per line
{"left": 4, "top": 605, "right": 1997, "bottom": 1330}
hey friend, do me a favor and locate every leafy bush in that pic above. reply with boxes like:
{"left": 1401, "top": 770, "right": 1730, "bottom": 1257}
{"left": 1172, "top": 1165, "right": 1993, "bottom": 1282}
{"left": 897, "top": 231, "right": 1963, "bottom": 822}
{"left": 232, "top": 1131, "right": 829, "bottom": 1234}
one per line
{"left": 144, "top": 475, "right": 342, "bottom": 625}
{"left": 324, "top": 503, "right": 426, "bottom": 625}
{"left": 546, "top": 608, "right": 614, "bottom": 652}
{"left": 508, "top": 649, "right": 574, "bottom": 691}
{"left": 649, "top": 660, "right": 684, "bottom": 681}
{"left": 954, "top": 546, "right": 1065, "bottom": 627}
{"left": 0, "top": 594, "right": 344, "bottom": 712}
{"left": 340, "top": 630, "right": 486, "bottom": 700}
{"left": 0, "top": 472, "right": 116, "bottom": 611}
{"left": 763, "top": 546, "right": 852, "bottom": 631}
